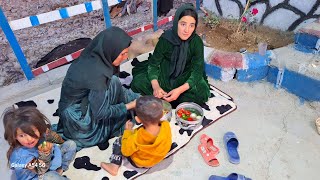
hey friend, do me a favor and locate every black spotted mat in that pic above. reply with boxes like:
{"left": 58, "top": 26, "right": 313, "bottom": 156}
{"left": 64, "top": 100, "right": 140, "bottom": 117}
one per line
{"left": 15, "top": 50, "right": 236, "bottom": 180}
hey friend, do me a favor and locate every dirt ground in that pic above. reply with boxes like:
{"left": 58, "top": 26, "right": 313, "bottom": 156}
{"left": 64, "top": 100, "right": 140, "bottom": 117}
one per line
{"left": 196, "top": 17, "right": 294, "bottom": 53}
{"left": 0, "top": 0, "right": 294, "bottom": 86}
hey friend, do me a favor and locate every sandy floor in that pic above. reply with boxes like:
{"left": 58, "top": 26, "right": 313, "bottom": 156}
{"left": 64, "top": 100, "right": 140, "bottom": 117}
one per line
{"left": 0, "top": 73, "right": 319, "bottom": 179}
{"left": 1, "top": 2, "right": 319, "bottom": 179}
{"left": 137, "top": 79, "right": 320, "bottom": 180}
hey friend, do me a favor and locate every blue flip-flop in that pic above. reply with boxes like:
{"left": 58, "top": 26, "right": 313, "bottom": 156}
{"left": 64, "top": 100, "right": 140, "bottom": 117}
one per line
{"left": 209, "top": 173, "right": 251, "bottom": 180}
{"left": 223, "top": 132, "right": 240, "bottom": 164}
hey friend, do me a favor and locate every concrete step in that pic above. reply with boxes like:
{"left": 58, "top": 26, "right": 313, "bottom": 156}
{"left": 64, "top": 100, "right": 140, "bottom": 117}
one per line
{"left": 295, "top": 19, "right": 320, "bottom": 52}
{"left": 204, "top": 45, "right": 320, "bottom": 101}
{"left": 268, "top": 45, "right": 320, "bottom": 101}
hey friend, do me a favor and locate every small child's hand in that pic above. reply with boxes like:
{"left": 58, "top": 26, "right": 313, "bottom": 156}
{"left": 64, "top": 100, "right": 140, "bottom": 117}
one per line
{"left": 125, "top": 120, "right": 134, "bottom": 130}
{"left": 38, "top": 141, "right": 53, "bottom": 154}
{"left": 126, "top": 99, "right": 136, "bottom": 110}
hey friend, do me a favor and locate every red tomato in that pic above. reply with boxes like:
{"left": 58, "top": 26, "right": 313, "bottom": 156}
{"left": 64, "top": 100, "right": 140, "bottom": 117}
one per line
{"left": 185, "top": 110, "right": 191, "bottom": 116}
{"left": 177, "top": 109, "right": 184, "bottom": 114}
{"left": 187, "top": 117, "right": 193, "bottom": 121}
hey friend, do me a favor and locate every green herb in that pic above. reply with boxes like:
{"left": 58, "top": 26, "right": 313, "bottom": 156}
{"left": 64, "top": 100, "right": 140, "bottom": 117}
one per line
{"left": 41, "top": 141, "right": 47, "bottom": 148}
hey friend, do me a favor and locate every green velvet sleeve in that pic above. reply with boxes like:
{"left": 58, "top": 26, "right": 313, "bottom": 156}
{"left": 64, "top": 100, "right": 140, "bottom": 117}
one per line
{"left": 147, "top": 37, "right": 167, "bottom": 81}
{"left": 186, "top": 35, "right": 205, "bottom": 89}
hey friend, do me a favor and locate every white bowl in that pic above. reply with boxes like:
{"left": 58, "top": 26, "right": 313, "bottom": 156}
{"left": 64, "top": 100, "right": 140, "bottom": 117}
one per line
{"left": 175, "top": 102, "right": 203, "bottom": 130}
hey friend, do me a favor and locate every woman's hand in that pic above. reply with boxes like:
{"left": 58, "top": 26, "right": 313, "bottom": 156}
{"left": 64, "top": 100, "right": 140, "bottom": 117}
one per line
{"left": 125, "top": 120, "right": 134, "bottom": 130}
{"left": 125, "top": 99, "right": 136, "bottom": 110}
{"left": 151, "top": 79, "right": 167, "bottom": 98}
{"left": 163, "top": 88, "right": 182, "bottom": 102}
{"left": 153, "top": 87, "right": 167, "bottom": 98}
{"left": 163, "top": 83, "right": 190, "bottom": 102}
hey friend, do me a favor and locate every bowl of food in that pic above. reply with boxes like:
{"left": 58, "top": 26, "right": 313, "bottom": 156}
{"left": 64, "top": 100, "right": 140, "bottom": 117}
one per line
{"left": 175, "top": 102, "right": 203, "bottom": 130}
{"left": 160, "top": 100, "right": 172, "bottom": 122}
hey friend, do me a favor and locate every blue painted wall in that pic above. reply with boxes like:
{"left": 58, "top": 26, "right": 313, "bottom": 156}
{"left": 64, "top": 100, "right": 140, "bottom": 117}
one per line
{"left": 245, "top": 52, "right": 271, "bottom": 68}
{"left": 205, "top": 63, "right": 221, "bottom": 80}
{"left": 295, "top": 33, "right": 319, "bottom": 49}
{"left": 267, "top": 66, "right": 320, "bottom": 101}
{"left": 237, "top": 66, "right": 269, "bottom": 82}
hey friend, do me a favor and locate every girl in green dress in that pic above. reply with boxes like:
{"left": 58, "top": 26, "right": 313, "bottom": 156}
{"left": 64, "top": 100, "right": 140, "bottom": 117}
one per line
{"left": 131, "top": 3, "right": 210, "bottom": 107}
{"left": 57, "top": 27, "right": 139, "bottom": 150}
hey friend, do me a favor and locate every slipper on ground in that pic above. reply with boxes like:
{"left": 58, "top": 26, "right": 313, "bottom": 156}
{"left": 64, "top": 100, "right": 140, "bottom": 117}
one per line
{"left": 223, "top": 132, "right": 240, "bottom": 164}
{"left": 198, "top": 144, "right": 219, "bottom": 167}
{"left": 209, "top": 173, "right": 252, "bottom": 180}
{"left": 200, "top": 134, "right": 219, "bottom": 155}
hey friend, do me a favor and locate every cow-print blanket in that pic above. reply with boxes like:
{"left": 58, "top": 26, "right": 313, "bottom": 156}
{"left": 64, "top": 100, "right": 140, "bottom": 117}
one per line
{"left": 15, "top": 50, "right": 236, "bottom": 179}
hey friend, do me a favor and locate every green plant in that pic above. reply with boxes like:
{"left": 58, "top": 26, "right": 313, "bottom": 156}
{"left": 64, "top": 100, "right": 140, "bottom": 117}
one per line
{"left": 203, "top": 12, "right": 220, "bottom": 29}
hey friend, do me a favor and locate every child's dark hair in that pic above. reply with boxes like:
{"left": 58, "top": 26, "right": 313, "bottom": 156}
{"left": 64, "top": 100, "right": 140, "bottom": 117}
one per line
{"left": 135, "top": 96, "right": 163, "bottom": 125}
{"left": 2, "top": 106, "right": 50, "bottom": 164}
{"left": 179, "top": 7, "right": 198, "bottom": 28}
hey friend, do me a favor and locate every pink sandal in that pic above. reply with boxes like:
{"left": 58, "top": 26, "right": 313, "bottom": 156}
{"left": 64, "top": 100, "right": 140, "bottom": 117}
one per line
{"left": 198, "top": 144, "right": 220, "bottom": 167}
{"left": 200, "top": 134, "right": 220, "bottom": 155}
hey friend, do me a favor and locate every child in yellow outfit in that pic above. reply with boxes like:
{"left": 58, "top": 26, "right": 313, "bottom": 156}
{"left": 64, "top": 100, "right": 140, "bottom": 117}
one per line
{"left": 101, "top": 95, "right": 172, "bottom": 176}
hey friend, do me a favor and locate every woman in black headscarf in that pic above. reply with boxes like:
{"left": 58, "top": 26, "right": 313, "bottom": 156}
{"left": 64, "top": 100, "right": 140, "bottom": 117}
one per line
{"left": 131, "top": 4, "right": 210, "bottom": 107}
{"left": 56, "top": 27, "right": 139, "bottom": 150}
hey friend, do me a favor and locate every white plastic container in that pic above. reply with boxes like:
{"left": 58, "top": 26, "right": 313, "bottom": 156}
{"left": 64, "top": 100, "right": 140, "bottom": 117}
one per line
{"left": 258, "top": 42, "right": 268, "bottom": 56}
{"left": 221, "top": 68, "right": 236, "bottom": 82}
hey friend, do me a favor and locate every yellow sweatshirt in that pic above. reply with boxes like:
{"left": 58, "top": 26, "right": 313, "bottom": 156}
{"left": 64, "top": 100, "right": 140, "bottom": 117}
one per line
{"left": 121, "top": 121, "right": 172, "bottom": 168}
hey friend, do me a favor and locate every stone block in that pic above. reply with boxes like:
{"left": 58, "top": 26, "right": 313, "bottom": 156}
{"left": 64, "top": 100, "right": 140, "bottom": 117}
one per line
{"left": 207, "top": 50, "right": 244, "bottom": 69}
{"left": 236, "top": 66, "right": 269, "bottom": 82}
{"left": 205, "top": 63, "right": 222, "bottom": 80}
{"left": 294, "top": 44, "right": 318, "bottom": 54}
{"left": 269, "top": 45, "right": 320, "bottom": 81}
{"left": 294, "top": 33, "right": 319, "bottom": 49}
{"left": 243, "top": 52, "right": 271, "bottom": 69}
{"left": 267, "top": 66, "right": 320, "bottom": 101}
{"left": 298, "top": 20, "right": 320, "bottom": 38}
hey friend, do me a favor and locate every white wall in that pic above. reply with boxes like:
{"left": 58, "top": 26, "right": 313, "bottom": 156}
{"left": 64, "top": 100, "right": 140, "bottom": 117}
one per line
{"left": 203, "top": 0, "right": 320, "bottom": 31}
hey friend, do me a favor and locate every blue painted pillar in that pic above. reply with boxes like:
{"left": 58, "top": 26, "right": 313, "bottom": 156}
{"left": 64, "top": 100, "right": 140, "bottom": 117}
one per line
{"left": 153, "top": 0, "right": 158, "bottom": 31}
{"left": 101, "top": 0, "right": 112, "bottom": 28}
{"left": 196, "top": 0, "right": 200, "bottom": 10}
{"left": 0, "top": 7, "right": 34, "bottom": 80}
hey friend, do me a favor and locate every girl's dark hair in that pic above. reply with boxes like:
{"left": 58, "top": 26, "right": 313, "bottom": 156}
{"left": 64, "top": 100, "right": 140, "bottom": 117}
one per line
{"left": 135, "top": 96, "right": 163, "bottom": 125}
{"left": 179, "top": 9, "right": 198, "bottom": 28}
{"left": 2, "top": 106, "right": 50, "bottom": 165}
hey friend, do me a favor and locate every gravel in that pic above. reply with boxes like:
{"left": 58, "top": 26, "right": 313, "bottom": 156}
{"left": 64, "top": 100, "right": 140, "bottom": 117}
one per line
{"left": 0, "top": 0, "right": 192, "bottom": 87}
